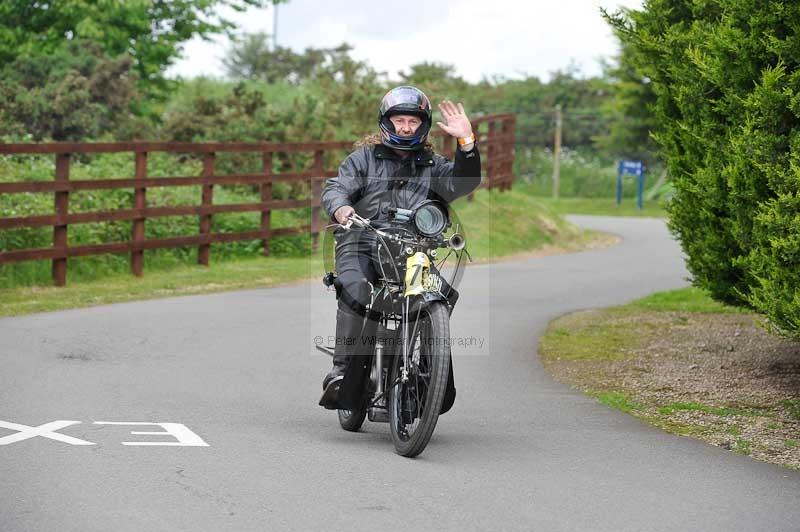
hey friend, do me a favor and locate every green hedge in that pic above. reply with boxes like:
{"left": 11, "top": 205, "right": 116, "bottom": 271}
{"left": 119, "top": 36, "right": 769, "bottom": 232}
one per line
{"left": 608, "top": 1, "right": 800, "bottom": 336}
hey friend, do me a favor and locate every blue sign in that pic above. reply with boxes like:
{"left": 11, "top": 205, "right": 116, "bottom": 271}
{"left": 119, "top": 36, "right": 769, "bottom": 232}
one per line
{"left": 617, "top": 160, "right": 646, "bottom": 210}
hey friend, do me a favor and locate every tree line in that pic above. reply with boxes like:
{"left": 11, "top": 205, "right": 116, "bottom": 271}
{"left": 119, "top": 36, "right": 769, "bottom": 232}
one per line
{"left": 0, "top": 1, "right": 652, "bottom": 165}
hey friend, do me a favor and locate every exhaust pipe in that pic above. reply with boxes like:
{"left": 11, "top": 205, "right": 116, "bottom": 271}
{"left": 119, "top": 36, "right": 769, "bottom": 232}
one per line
{"left": 448, "top": 233, "right": 466, "bottom": 250}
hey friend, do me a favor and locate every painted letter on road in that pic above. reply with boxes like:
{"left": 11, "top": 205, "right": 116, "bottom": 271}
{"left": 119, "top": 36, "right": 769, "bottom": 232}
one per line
{"left": 0, "top": 420, "right": 94, "bottom": 446}
{"left": 93, "top": 422, "right": 209, "bottom": 447}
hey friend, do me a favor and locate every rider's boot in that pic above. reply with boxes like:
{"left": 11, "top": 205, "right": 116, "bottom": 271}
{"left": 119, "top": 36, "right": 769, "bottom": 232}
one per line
{"left": 322, "top": 354, "right": 349, "bottom": 390}
{"left": 319, "top": 307, "right": 362, "bottom": 408}
{"left": 319, "top": 354, "right": 347, "bottom": 409}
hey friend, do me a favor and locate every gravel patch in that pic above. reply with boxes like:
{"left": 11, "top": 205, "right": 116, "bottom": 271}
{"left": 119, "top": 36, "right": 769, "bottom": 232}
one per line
{"left": 541, "top": 310, "right": 800, "bottom": 469}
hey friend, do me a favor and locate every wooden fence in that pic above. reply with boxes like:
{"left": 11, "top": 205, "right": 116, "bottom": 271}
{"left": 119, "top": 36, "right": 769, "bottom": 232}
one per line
{"left": 0, "top": 113, "right": 515, "bottom": 286}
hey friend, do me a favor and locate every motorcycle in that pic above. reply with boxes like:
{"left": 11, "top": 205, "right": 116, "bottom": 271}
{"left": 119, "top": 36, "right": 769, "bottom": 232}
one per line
{"left": 317, "top": 200, "right": 468, "bottom": 457}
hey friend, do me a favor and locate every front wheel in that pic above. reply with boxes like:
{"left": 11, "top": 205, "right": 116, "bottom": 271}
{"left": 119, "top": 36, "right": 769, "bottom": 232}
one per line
{"left": 389, "top": 301, "right": 450, "bottom": 457}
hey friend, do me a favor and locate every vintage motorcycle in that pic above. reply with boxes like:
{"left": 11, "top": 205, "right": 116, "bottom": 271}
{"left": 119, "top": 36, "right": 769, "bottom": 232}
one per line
{"left": 317, "top": 200, "right": 468, "bottom": 457}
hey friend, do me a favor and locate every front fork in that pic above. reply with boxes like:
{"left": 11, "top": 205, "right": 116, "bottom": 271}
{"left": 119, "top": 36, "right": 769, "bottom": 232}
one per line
{"left": 375, "top": 335, "right": 385, "bottom": 397}
{"left": 401, "top": 251, "right": 432, "bottom": 384}
{"left": 372, "top": 296, "right": 413, "bottom": 409}
{"left": 370, "top": 296, "right": 422, "bottom": 415}
{"left": 401, "top": 297, "right": 410, "bottom": 383}
{"left": 400, "top": 295, "right": 427, "bottom": 385}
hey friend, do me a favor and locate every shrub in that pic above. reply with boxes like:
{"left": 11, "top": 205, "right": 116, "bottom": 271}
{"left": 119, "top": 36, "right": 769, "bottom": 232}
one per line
{"left": 606, "top": 1, "right": 800, "bottom": 336}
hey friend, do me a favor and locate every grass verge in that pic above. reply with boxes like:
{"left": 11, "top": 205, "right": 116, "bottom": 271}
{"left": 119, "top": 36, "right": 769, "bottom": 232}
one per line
{"left": 539, "top": 287, "right": 800, "bottom": 470}
{"left": 531, "top": 196, "right": 667, "bottom": 218}
{"left": 0, "top": 255, "right": 316, "bottom": 318}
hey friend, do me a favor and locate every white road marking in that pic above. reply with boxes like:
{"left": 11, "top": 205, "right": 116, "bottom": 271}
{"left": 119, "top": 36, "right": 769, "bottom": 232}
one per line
{"left": 0, "top": 420, "right": 95, "bottom": 446}
{"left": 93, "top": 422, "right": 209, "bottom": 446}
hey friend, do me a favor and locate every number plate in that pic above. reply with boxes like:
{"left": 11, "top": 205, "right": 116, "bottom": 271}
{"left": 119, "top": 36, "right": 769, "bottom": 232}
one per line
{"left": 404, "top": 252, "right": 430, "bottom": 296}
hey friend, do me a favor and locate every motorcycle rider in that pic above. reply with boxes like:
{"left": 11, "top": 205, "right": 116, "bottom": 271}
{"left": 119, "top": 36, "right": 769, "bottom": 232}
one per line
{"left": 319, "top": 85, "right": 481, "bottom": 408}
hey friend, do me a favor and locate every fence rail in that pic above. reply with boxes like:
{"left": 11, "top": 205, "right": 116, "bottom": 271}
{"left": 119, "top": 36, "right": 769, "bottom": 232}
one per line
{"left": 0, "top": 113, "right": 515, "bottom": 286}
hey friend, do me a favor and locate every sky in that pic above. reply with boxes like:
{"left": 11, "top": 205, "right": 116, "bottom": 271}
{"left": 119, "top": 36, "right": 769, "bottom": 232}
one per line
{"left": 167, "top": 0, "right": 644, "bottom": 83}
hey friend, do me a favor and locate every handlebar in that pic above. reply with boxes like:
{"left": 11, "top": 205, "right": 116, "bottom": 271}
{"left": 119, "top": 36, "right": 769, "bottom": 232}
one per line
{"left": 332, "top": 212, "right": 464, "bottom": 251}
{"left": 339, "top": 212, "right": 371, "bottom": 230}
{"left": 334, "top": 213, "right": 420, "bottom": 247}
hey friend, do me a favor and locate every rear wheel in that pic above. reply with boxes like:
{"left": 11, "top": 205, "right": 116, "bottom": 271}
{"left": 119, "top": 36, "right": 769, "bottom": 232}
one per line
{"left": 337, "top": 406, "right": 366, "bottom": 432}
{"left": 337, "top": 365, "right": 369, "bottom": 432}
{"left": 389, "top": 301, "right": 450, "bottom": 457}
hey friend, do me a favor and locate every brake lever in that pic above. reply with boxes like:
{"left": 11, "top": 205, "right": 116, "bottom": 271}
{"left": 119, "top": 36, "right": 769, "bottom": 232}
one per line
{"left": 340, "top": 213, "right": 370, "bottom": 230}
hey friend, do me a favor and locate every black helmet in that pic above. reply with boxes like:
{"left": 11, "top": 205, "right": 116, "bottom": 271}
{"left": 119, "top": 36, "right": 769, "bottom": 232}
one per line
{"left": 378, "top": 86, "right": 432, "bottom": 151}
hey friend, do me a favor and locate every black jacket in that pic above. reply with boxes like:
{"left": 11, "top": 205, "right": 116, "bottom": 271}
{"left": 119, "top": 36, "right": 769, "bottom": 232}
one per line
{"left": 321, "top": 142, "right": 481, "bottom": 226}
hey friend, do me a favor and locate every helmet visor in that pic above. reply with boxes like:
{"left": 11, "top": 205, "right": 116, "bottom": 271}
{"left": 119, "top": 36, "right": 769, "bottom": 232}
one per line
{"left": 380, "top": 86, "right": 431, "bottom": 118}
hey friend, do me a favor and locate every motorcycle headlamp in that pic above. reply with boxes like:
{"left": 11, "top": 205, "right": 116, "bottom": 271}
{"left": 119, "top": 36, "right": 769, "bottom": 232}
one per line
{"left": 413, "top": 202, "right": 448, "bottom": 237}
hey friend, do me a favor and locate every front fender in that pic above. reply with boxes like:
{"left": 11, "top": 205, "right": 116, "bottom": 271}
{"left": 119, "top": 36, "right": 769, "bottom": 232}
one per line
{"left": 407, "top": 291, "right": 451, "bottom": 317}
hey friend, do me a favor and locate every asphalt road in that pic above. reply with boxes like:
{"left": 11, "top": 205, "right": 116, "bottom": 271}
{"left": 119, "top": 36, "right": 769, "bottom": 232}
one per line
{"left": 1, "top": 215, "right": 798, "bottom": 532}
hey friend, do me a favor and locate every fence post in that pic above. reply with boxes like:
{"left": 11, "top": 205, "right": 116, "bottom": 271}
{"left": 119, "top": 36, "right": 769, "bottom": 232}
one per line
{"left": 466, "top": 122, "right": 479, "bottom": 202}
{"left": 311, "top": 150, "right": 324, "bottom": 252}
{"left": 261, "top": 152, "right": 273, "bottom": 256}
{"left": 498, "top": 118, "right": 507, "bottom": 191}
{"left": 131, "top": 151, "right": 147, "bottom": 276}
{"left": 52, "top": 153, "right": 70, "bottom": 286}
{"left": 501, "top": 116, "right": 513, "bottom": 191}
{"left": 198, "top": 153, "right": 215, "bottom": 266}
{"left": 487, "top": 120, "right": 497, "bottom": 192}
{"left": 552, "top": 105, "right": 562, "bottom": 199}
{"left": 508, "top": 115, "right": 517, "bottom": 190}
